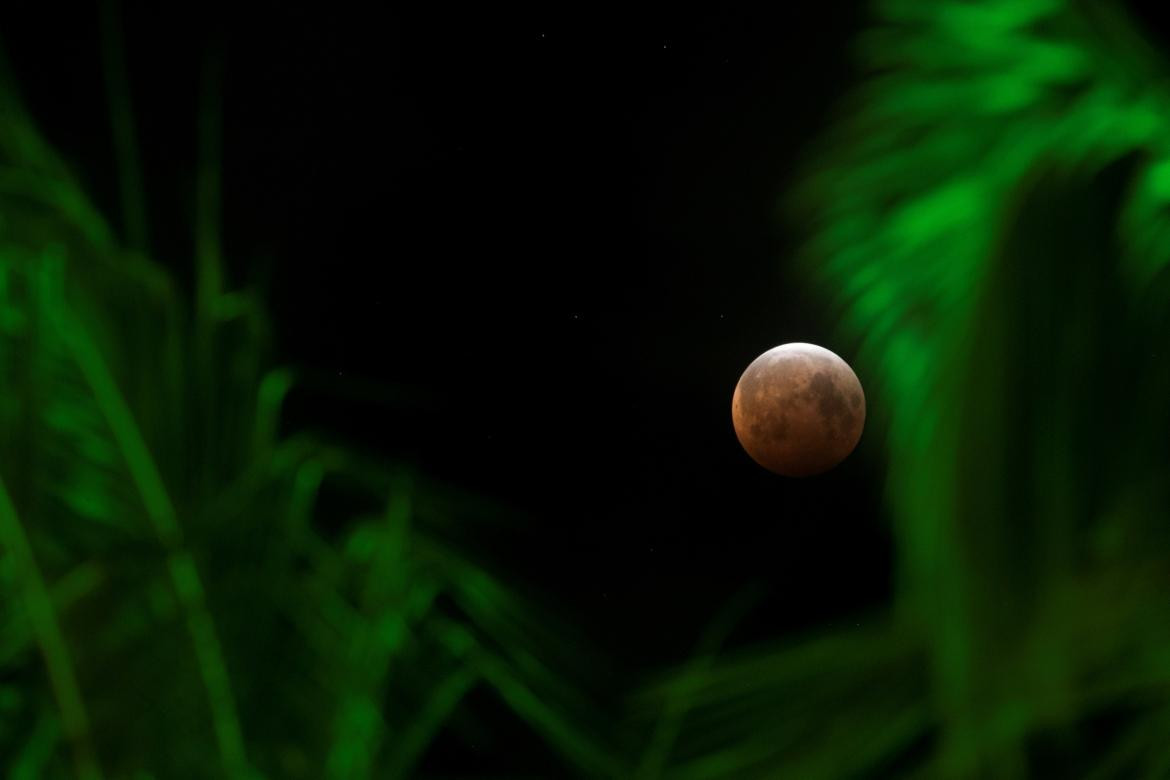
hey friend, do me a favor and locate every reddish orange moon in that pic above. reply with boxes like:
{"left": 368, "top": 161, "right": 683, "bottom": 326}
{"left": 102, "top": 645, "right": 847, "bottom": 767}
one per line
{"left": 731, "top": 343, "right": 865, "bottom": 477}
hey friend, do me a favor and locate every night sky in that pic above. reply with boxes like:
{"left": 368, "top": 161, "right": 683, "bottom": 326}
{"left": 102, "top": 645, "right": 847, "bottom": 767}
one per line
{"left": 3, "top": 0, "right": 888, "bottom": 762}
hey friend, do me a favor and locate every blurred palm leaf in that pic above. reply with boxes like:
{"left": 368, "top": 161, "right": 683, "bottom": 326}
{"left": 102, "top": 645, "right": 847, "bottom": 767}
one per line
{"left": 0, "top": 33, "right": 621, "bottom": 780}
{"left": 635, "top": 1, "right": 1170, "bottom": 777}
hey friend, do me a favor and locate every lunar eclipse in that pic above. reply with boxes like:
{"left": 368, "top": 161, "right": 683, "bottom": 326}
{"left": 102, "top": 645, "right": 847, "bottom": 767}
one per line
{"left": 732, "top": 343, "right": 865, "bottom": 477}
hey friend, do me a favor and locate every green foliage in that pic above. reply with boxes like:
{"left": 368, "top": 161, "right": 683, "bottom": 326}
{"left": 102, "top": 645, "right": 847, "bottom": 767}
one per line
{"left": 0, "top": 41, "right": 621, "bottom": 780}
{"left": 635, "top": 0, "right": 1170, "bottom": 777}
{"left": 14, "top": 1, "right": 1170, "bottom": 777}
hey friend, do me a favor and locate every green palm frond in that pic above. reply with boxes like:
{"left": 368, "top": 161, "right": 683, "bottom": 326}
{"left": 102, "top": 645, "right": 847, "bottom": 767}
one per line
{"left": 0, "top": 34, "right": 618, "bottom": 780}
{"left": 639, "top": 1, "right": 1170, "bottom": 777}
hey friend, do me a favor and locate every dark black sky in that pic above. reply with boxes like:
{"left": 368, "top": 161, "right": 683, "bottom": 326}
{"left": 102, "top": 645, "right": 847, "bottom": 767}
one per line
{"left": 2, "top": 0, "right": 887, "bottom": 718}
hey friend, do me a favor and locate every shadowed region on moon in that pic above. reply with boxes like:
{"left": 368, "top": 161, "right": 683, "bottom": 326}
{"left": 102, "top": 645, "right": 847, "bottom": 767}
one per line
{"left": 731, "top": 343, "right": 865, "bottom": 477}
{"left": 804, "top": 371, "right": 857, "bottom": 441}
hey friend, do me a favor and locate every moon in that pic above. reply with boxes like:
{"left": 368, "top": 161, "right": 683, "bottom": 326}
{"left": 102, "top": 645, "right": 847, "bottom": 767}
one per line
{"left": 731, "top": 343, "right": 865, "bottom": 477}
